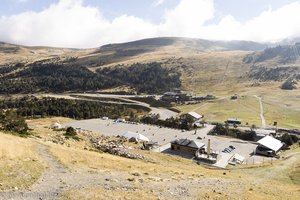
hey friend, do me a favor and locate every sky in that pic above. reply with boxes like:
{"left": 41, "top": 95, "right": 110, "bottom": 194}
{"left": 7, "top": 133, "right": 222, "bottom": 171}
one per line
{"left": 0, "top": 0, "right": 300, "bottom": 48}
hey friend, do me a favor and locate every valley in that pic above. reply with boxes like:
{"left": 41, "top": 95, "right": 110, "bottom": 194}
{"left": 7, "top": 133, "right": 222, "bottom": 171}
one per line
{"left": 0, "top": 37, "right": 300, "bottom": 200}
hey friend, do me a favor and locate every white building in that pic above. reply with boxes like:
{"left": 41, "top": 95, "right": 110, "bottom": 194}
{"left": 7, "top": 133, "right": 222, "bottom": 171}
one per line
{"left": 121, "top": 131, "right": 150, "bottom": 142}
{"left": 187, "top": 112, "right": 203, "bottom": 121}
{"left": 255, "top": 136, "right": 283, "bottom": 157}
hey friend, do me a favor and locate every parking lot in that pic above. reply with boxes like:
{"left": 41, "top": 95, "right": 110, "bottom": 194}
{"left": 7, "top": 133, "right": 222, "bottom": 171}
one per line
{"left": 64, "top": 118, "right": 266, "bottom": 164}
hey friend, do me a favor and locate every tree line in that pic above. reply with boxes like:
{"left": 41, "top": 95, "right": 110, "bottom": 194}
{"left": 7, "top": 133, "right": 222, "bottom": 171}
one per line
{"left": 0, "top": 96, "right": 148, "bottom": 120}
{"left": 0, "top": 62, "right": 181, "bottom": 94}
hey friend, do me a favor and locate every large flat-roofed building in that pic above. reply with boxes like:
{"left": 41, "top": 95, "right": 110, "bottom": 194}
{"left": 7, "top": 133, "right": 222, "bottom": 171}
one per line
{"left": 171, "top": 139, "right": 205, "bottom": 155}
{"left": 255, "top": 136, "right": 283, "bottom": 157}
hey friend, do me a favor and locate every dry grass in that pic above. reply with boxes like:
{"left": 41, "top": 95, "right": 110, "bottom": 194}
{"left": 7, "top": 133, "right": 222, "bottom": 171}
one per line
{"left": 177, "top": 95, "right": 261, "bottom": 126}
{"left": 50, "top": 139, "right": 300, "bottom": 199}
{"left": 27, "top": 117, "right": 74, "bottom": 127}
{"left": 48, "top": 143, "right": 222, "bottom": 179}
{"left": 0, "top": 133, "right": 45, "bottom": 191}
{"left": 61, "top": 187, "right": 158, "bottom": 200}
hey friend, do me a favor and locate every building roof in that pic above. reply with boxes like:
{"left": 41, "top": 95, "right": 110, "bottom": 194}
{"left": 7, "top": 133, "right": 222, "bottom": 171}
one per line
{"left": 188, "top": 111, "right": 202, "bottom": 119}
{"left": 233, "top": 154, "right": 245, "bottom": 162}
{"left": 257, "top": 136, "right": 283, "bottom": 152}
{"left": 227, "top": 118, "right": 241, "bottom": 122}
{"left": 255, "top": 129, "right": 276, "bottom": 135}
{"left": 172, "top": 139, "right": 205, "bottom": 149}
{"left": 122, "top": 131, "right": 150, "bottom": 142}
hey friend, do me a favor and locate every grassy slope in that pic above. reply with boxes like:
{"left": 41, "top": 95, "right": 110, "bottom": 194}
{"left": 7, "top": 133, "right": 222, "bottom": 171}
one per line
{"left": 1, "top": 39, "right": 299, "bottom": 130}
{"left": 0, "top": 133, "right": 44, "bottom": 191}
{"left": 52, "top": 142, "right": 300, "bottom": 200}
{"left": 177, "top": 95, "right": 261, "bottom": 126}
{"left": 0, "top": 117, "right": 299, "bottom": 199}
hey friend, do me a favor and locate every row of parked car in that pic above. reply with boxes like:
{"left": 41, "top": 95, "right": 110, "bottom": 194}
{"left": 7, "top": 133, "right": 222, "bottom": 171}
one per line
{"left": 222, "top": 145, "right": 236, "bottom": 153}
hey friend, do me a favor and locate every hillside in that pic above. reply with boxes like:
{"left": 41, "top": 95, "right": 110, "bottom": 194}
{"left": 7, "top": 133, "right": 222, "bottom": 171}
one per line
{"left": 0, "top": 42, "right": 93, "bottom": 66}
{"left": 0, "top": 120, "right": 299, "bottom": 200}
{"left": 0, "top": 37, "right": 300, "bottom": 129}
{"left": 0, "top": 37, "right": 268, "bottom": 95}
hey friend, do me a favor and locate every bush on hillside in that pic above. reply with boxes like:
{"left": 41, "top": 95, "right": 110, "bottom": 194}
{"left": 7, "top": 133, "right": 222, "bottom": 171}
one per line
{"left": 0, "top": 109, "right": 29, "bottom": 135}
{"left": 281, "top": 78, "right": 297, "bottom": 90}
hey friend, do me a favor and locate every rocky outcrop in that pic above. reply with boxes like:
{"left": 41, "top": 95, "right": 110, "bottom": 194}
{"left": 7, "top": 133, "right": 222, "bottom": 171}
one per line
{"left": 90, "top": 136, "right": 145, "bottom": 160}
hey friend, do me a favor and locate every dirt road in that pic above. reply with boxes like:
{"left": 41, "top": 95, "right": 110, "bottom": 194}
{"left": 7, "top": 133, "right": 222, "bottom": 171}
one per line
{"left": 254, "top": 95, "right": 266, "bottom": 128}
{"left": 0, "top": 142, "right": 104, "bottom": 200}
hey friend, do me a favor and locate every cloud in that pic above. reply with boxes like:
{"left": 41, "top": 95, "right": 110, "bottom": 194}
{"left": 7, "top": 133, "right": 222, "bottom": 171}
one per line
{"left": 15, "top": 0, "right": 29, "bottom": 3}
{"left": 152, "top": 0, "right": 164, "bottom": 7}
{"left": 0, "top": 0, "right": 300, "bottom": 48}
{"left": 160, "top": 0, "right": 214, "bottom": 37}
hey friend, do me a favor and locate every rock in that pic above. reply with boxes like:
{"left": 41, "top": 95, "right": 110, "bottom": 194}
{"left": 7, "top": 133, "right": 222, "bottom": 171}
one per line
{"left": 14, "top": 186, "right": 18, "bottom": 190}
{"left": 131, "top": 172, "right": 141, "bottom": 176}
{"left": 127, "top": 178, "right": 135, "bottom": 182}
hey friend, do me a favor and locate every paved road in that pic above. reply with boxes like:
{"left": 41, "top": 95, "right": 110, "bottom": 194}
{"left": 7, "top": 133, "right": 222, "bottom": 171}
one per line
{"left": 254, "top": 95, "right": 266, "bottom": 128}
{"left": 40, "top": 93, "right": 178, "bottom": 120}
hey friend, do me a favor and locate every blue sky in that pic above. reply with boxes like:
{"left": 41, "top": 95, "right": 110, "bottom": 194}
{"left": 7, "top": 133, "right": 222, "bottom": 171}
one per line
{"left": 0, "top": 0, "right": 299, "bottom": 47}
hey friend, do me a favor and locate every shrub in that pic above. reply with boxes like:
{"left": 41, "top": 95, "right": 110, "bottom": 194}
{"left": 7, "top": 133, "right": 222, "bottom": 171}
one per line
{"left": 281, "top": 79, "right": 297, "bottom": 90}
{"left": 65, "top": 127, "right": 77, "bottom": 137}
{"left": 0, "top": 109, "right": 29, "bottom": 135}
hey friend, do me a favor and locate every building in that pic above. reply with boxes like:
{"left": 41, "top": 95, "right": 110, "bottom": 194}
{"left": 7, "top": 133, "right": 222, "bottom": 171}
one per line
{"left": 254, "top": 129, "right": 276, "bottom": 140}
{"left": 225, "top": 118, "right": 241, "bottom": 125}
{"left": 122, "top": 131, "right": 150, "bottom": 142}
{"left": 231, "top": 154, "right": 245, "bottom": 164}
{"left": 161, "top": 89, "right": 192, "bottom": 103}
{"left": 187, "top": 112, "right": 203, "bottom": 121}
{"left": 255, "top": 136, "right": 283, "bottom": 157}
{"left": 195, "top": 139, "right": 218, "bottom": 164}
{"left": 171, "top": 139, "right": 205, "bottom": 155}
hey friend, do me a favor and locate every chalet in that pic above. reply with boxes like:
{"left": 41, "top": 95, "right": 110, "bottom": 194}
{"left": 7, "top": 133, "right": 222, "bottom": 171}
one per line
{"left": 255, "top": 136, "right": 283, "bottom": 157}
{"left": 187, "top": 111, "right": 203, "bottom": 121}
{"left": 225, "top": 118, "right": 241, "bottom": 125}
{"left": 161, "top": 90, "right": 192, "bottom": 103}
{"left": 171, "top": 139, "right": 205, "bottom": 155}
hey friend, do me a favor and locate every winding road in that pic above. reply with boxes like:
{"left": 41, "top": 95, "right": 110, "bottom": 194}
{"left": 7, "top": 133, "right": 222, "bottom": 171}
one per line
{"left": 40, "top": 93, "right": 178, "bottom": 120}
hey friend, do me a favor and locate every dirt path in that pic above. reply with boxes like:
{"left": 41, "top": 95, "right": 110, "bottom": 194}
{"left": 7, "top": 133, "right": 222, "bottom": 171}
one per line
{"left": 254, "top": 95, "right": 266, "bottom": 128}
{"left": 0, "top": 142, "right": 105, "bottom": 200}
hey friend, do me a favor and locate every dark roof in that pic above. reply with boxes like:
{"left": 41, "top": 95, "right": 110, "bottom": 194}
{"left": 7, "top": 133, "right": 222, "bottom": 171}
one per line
{"left": 171, "top": 139, "right": 205, "bottom": 149}
{"left": 226, "top": 118, "right": 241, "bottom": 122}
